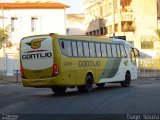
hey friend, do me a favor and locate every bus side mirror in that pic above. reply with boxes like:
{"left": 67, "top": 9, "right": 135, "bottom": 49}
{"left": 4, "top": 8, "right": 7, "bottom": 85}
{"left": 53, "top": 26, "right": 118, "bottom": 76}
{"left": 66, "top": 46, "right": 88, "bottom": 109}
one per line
{"left": 134, "top": 48, "right": 140, "bottom": 57}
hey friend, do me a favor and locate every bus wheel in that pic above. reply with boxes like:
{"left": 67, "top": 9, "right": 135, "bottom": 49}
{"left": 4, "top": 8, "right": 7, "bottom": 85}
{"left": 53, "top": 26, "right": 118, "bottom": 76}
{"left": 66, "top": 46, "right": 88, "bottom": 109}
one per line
{"left": 77, "top": 74, "right": 93, "bottom": 92}
{"left": 120, "top": 73, "right": 131, "bottom": 87}
{"left": 96, "top": 83, "right": 105, "bottom": 88}
{"left": 52, "top": 86, "right": 67, "bottom": 95}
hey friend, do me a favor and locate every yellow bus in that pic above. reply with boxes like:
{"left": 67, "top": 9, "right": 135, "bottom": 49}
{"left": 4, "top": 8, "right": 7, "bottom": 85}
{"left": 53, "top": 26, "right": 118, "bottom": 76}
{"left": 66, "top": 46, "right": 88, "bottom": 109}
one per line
{"left": 20, "top": 33, "right": 139, "bottom": 94}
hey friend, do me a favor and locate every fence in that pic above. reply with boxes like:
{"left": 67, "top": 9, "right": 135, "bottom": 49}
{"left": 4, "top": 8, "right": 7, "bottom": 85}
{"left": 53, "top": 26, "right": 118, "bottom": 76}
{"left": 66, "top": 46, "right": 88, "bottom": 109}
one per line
{"left": 138, "top": 58, "right": 160, "bottom": 78}
{"left": 0, "top": 70, "right": 21, "bottom": 83}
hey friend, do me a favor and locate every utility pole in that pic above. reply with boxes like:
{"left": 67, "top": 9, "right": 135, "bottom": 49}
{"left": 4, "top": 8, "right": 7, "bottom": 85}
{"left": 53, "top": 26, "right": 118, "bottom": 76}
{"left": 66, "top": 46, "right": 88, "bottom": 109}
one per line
{"left": 112, "top": 0, "right": 115, "bottom": 37}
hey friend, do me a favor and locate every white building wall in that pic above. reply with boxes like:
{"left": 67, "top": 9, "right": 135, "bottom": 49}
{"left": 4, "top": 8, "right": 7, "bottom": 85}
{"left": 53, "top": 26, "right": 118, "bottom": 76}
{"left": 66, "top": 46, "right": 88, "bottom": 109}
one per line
{"left": 3, "top": 9, "right": 66, "bottom": 44}
{"left": 66, "top": 16, "right": 85, "bottom": 35}
{"left": 133, "top": 0, "right": 158, "bottom": 57}
{"left": 0, "top": 8, "right": 67, "bottom": 76}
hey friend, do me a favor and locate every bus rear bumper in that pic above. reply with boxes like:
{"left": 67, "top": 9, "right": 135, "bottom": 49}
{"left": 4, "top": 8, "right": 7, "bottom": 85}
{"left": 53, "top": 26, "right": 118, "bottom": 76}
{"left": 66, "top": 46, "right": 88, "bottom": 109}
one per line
{"left": 22, "top": 77, "right": 59, "bottom": 87}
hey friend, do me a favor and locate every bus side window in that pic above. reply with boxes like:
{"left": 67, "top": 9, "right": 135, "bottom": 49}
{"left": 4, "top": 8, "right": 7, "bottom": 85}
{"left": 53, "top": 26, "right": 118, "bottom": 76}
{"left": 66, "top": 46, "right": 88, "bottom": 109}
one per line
{"left": 101, "top": 43, "right": 107, "bottom": 57}
{"left": 120, "top": 45, "right": 127, "bottom": 58}
{"left": 95, "top": 43, "right": 102, "bottom": 57}
{"left": 111, "top": 44, "right": 117, "bottom": 58}
{"left": 77, "top": 41, "right": 83, "bottom": 57}
{"left": 60, "top": 40, "right": 72, "bottom": 57}
{"left": 106, "top": 44, "right": 112, "bottom": 58}
{"left": 83, "top": 42, "right": 90, "bottom": 57}
{"left": 89, "top": 42, "right": 96, "bottom": 57}
{"left": 72, "top": 41, "right": 78, "bottom": 57}
{"left": 116, "top": 45, "right": 121, "bottom": 58}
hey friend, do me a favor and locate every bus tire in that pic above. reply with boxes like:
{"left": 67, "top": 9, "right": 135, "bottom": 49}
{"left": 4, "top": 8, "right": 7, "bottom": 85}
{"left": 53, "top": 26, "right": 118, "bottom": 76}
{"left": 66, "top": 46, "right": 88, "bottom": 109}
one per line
{"left": 52, "top": 86, "right": 67, "bottom": 95}
{"left": 96, "top": 83, "right": 105, "bottom": 88}
{"left": 121, "top": 72, "right": 131, "bottom": 87}
{"left": 77, "top": 74, "right": 93, "bottom": 92}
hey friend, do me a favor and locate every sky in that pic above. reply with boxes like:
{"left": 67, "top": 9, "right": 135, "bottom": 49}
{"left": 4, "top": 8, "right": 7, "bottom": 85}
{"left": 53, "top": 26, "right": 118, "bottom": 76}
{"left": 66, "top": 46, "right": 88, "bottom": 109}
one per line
{"left": 58, "top": 0, "right": 83, "bottom": 14}
{"left": 1, "top": 0, "right": 84, "bottom": 14}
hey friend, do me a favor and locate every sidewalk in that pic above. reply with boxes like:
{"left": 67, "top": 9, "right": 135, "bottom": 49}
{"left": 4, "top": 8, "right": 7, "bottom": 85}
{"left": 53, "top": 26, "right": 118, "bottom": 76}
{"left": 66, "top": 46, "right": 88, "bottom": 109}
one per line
{"left": 138, "top": 77, "right": 160, "bottom": 80}
{"left": 0, "top": 76, "right": 22, "bottom": 84}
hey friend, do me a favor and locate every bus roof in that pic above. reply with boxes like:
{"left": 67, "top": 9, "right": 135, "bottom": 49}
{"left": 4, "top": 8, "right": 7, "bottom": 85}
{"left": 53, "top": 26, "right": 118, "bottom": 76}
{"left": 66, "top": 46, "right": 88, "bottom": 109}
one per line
{"left": 113, "top": 38, "right": 133, "bottom": 46}
{"left": 21, "top": 33, "right": 128, "bottom": 45}
{"left": 58, "top": 35, "right": 126, "bottom": 44}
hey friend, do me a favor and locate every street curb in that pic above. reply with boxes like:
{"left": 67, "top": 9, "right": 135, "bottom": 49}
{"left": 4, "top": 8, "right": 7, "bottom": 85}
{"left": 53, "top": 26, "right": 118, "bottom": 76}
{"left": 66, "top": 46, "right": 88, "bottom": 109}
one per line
{"left": 0, "top": 80, "right": 21, "bottom": 84}
{"left": 138, "top": 77, "right": 160, "bottom": 80}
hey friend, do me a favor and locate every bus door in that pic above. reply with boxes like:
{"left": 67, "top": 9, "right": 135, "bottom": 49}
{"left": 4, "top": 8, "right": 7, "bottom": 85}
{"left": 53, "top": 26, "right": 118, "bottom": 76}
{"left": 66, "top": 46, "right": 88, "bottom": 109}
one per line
{"left": 130, "top": 47, "right": 139, "bottom": 79}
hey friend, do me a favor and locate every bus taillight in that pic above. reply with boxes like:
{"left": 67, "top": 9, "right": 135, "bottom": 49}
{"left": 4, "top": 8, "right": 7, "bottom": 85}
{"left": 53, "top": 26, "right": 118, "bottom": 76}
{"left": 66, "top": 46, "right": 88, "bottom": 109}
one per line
{"left": 20, "top": 66, "right": 24, "bottom": 78}
{"left": 53, "top": 64, "right": 59, "bottom": 77}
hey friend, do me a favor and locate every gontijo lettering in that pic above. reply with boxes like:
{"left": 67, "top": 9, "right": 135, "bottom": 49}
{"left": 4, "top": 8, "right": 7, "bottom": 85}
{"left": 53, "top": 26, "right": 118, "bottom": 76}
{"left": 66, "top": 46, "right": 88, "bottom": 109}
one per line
{"left": 22, "top": 52, "right": 52, "bottom": 60}
{"left": 78, "top": 61, "right": 100, "bottom": 67}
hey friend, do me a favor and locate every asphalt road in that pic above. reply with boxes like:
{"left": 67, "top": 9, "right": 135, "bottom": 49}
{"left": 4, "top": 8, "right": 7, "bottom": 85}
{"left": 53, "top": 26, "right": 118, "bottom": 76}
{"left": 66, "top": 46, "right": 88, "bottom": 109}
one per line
{"left": 0, "top": 78, "right": 160, "bottom": 120}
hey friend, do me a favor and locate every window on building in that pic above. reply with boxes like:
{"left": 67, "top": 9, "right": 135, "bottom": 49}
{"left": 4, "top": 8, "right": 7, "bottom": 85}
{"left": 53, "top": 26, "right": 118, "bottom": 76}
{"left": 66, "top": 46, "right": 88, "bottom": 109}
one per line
{"left": 121, "top": 21, "right": 134, "bottom": 32}
{"left": 104, "top": 27, "right": 108, "bottom": 34}
{"left": 100, "top": 27, "right": 104, "bottom": 35}
{"left": 141, "top": 41, "right": 154, "bottom": 49}
{"left": 96, "top": 29, "right": 99, "bottom": 35}
{"left": 11, "top": 17, "right": 18, "bottom": 32}
{"left": 115, "top": 23, "right": 118, "bottom": 32}
{"left": 31, "top": 17, "right": 38, "bottom": 32}
{"left": 90, "top": 31, "right": 92, "bottom": 35}
{"left": 113, "top": 0, "right": 118, "bottom": 12}
{"left": 93, "top": 30, "right": 96, "bottom": 35}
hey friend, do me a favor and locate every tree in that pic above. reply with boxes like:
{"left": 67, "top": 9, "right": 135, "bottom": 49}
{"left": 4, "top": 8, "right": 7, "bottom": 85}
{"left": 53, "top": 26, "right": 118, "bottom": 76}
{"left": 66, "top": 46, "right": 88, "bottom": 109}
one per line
{"left": 0, "top": 27, "right": 9, "bottom": 49}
